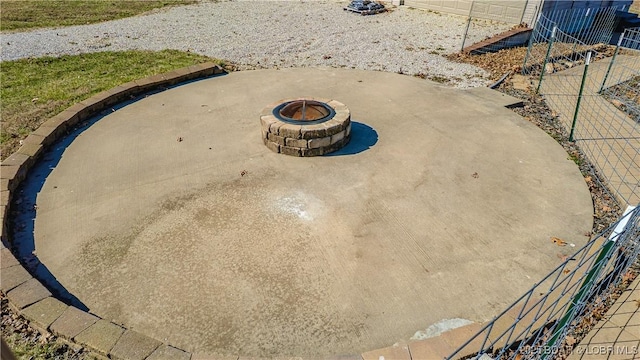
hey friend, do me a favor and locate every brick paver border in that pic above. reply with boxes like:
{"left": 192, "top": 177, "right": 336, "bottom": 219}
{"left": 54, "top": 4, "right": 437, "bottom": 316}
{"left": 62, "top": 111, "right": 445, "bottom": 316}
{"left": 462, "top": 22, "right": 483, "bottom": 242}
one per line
{"left": 0, "top": 63, "right": 494, "bottom": 360}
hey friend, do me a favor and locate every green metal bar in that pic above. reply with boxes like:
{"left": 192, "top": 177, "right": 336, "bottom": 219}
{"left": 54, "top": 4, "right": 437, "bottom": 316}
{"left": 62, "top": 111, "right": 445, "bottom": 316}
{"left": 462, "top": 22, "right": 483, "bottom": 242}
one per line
{"left": 537, "top": 26, "right": 557, "bottom": 94}
{"left": 599, "top": 34, "right": 624, "bottom": 93}
{"left": 569, "top": 51, "right": 591, "bottom": 142}
{"left": 541, "top": 205, "right": 636, "bottom": 360}
{"left": 541, "top": 240, "right": 616, "bottom": 360}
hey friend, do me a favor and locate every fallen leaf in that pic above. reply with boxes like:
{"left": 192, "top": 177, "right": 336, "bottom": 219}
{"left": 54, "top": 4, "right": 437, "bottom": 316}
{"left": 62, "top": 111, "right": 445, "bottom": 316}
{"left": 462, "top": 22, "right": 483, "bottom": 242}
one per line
{"left": 552, "top": 237, "right": 567, "bottom": 246}
{"left": 623, "top": 272, "right": 635, "bottom": 283}
{"left": 566, "top": 335, "right": 577, "bottom": 346}
{"left": 471, "top": 172, "right": 479, "bottom": 178}
{"left": 563, "top": 269, "right": 571, "bottom": 274}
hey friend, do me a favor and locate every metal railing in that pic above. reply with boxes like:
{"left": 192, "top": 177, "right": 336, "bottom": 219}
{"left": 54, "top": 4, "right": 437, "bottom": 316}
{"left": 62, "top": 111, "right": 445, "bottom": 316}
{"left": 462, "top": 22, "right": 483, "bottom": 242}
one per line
{"left": 447, "top": 206, "right": 640, "bottom": 360}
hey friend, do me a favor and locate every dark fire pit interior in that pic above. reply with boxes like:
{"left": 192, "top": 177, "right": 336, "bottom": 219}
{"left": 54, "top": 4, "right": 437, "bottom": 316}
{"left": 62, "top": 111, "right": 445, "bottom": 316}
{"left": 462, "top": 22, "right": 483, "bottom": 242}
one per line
{"left": 275, "top": 100, "right": 335, "bottom": 124}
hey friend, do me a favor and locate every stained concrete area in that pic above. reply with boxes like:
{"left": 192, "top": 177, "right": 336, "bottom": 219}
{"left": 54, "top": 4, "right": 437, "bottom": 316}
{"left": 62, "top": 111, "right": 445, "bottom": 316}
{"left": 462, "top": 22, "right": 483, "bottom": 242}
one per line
{"left": 32, "top": 68, "right": 593, "bottom": 357}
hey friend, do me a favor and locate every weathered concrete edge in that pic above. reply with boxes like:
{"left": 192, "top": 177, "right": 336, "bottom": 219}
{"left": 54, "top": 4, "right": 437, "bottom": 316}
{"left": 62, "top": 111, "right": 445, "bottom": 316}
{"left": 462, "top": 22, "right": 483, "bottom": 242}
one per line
{"left": 0, "top": 63, "right": 224, "bottom": 360}
{"left": 0, "top": 62, "right": 493, "bottom": 360}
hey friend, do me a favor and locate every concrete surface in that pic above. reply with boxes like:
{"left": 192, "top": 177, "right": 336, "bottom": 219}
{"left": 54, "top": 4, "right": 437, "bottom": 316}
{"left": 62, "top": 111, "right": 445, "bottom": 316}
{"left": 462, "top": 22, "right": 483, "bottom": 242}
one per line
{"left": 110, "top": 330, "right": 162, "bottom": 360}
{"left": 31, "top": 68, "right": 593, "bottom": 357}
{"left": 146, "top": 345, "right": 191, "bottom": 360}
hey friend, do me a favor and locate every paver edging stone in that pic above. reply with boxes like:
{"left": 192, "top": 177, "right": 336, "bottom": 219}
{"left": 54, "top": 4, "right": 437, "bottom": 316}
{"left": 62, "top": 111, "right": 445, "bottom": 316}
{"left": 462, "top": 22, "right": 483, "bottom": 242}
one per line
{"left": 0, "top": 264, "right": 33, "bottom": 292}
{"left": 6, "top": 278, "right": 52, "bottom": 310}
{"left": 1, "top": 62, "right": 223, "bottom": 359}
{"left": 21, "top": 296, "right": 69, "bottom": 330}
{"left": 74, "top": 319, "right": 125, "bottom": 356}
{"left": 49, "top": 306, "right": 99, "bottom": 339}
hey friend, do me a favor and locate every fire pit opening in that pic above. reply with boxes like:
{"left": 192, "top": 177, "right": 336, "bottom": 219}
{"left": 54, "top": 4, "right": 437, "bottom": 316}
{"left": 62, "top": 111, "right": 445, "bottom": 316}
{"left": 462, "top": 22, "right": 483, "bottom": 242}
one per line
{"left": 275, "top": 100, "right": 335, "bottom": 124}
{"left": 260, "top": 97, "right": 351, "bottom": 157}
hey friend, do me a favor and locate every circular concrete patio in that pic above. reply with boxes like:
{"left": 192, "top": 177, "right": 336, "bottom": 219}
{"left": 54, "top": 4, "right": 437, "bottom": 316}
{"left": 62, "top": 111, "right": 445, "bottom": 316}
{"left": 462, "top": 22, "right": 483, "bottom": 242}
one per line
{"left": 31, "top": 68, "right": 592, "bottom": 357}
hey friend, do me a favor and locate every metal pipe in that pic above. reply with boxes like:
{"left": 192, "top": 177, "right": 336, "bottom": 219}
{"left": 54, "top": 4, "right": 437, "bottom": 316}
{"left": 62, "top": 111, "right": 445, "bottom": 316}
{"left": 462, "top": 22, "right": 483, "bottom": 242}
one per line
{"left": 520, "top": 0, "right": 529, "bottom": 24}
{"left": 537, "top": 25, "right": 557, "bottom": 94}
{"left": 461, "top": 1, "right": 474, "bottom": 52}
{"left": 569, "top": 51, "right": 591, "bottom": 142}
{"left": 489, "top": 71, "right": 511, "bottom": 89}
{"left": 599, "top": 33, "right": 624, "bottom": 93}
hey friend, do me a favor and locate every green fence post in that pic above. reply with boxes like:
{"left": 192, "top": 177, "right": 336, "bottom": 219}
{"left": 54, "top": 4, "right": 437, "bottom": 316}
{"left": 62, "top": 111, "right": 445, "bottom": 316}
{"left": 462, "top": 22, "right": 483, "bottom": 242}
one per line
{"left": 569, "top": 51, "right": 591, "bottom": 142}
{"left": 541, "top": 205, "right": 637, "bottom": 360}
{"left": 537, "top": 26, "right": 557, "bottom": 94}
{"left": 599, "top": 33, "right": 624, "bottom": 93}
{"left": 541, "top": 240, "right": 616, "bottom": 360}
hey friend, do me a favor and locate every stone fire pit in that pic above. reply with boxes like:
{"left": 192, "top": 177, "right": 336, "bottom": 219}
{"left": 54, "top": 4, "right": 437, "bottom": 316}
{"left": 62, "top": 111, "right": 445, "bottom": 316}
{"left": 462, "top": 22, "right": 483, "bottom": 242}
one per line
{"left": 260, "top": 97, "right": 351, "bottom": 156}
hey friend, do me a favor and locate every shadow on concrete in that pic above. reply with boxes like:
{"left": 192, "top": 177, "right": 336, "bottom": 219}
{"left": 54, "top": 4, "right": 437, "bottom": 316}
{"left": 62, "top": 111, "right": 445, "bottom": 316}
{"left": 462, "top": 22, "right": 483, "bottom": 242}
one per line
{"left": 325, "top": 121, "right": 378, "bottom": 156}
{"left": 9, "top": 74, "right": 227, "bottom": 311}
{"left": 11, "top": 112, "right": 103, "bottom": 311}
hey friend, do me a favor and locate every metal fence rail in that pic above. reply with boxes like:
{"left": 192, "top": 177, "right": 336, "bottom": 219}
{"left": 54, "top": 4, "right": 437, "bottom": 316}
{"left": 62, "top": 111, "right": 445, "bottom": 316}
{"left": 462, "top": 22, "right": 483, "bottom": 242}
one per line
{"left": 590, "top": 28, "right": 640, "bottom": 205}
{"left": 447, "top": 206, "right": 640, "bottom": 360}
{"left": 542, "top": 6, "right": 620, "bottom": 45}
{"left": 523, "top": 6, "right": 621, "bottom": 75}
{"left": 522, "top": 11, "right": 640, "bottom": 206}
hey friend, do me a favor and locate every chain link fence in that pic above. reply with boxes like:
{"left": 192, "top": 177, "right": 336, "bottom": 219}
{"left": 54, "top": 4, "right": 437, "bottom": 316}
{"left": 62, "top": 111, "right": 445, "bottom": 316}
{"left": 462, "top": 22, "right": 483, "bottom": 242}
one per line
{"left": 521, "top": 11, "right": 639, "bottom": 207}
{"left": 461, "top": 3, "right": 620, "bottom": 56}
{"left": 447, "top": 206, "right": 640, "bottom": 360}
{"left": 522, "top": 6, "right": 620, "bottom": 76}
{"left": 443, "top": 10, "right": 640, "bottom": 360}
{"left": 599, "top": 27, "right": 640, "bottom": 117}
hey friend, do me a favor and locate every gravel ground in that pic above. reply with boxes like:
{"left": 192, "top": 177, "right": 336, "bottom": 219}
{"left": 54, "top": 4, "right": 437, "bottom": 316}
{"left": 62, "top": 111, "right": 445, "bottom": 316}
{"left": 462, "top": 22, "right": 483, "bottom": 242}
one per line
{"left": 0, "top": 0, "right": 511, "bottom": 88}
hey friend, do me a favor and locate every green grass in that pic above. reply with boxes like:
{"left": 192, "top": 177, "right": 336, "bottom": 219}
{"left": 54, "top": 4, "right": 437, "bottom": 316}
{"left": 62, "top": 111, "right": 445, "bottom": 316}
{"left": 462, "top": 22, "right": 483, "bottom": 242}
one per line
{"left": 4, "top": 333, "right": 95, "bottom": 360}
{"left": 0, "top": 0, "right": 197, "bottom": 32}
{"left": 1, "top": 50, "right": 224, "bottom": 158}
